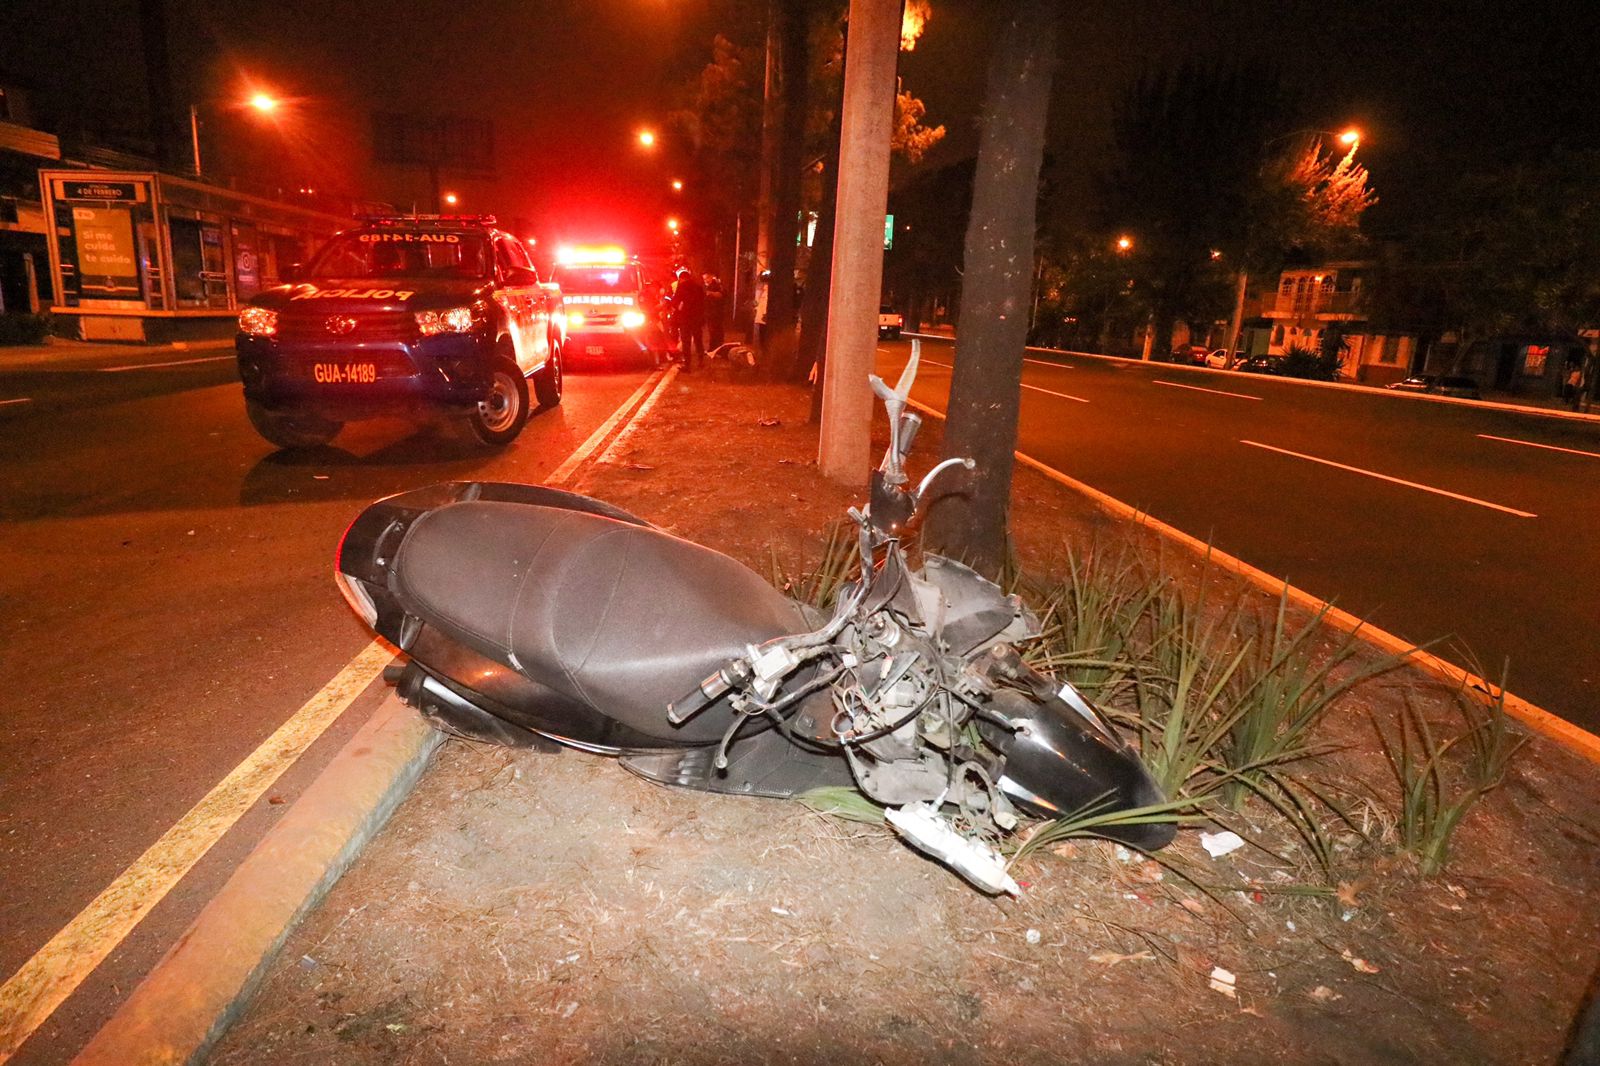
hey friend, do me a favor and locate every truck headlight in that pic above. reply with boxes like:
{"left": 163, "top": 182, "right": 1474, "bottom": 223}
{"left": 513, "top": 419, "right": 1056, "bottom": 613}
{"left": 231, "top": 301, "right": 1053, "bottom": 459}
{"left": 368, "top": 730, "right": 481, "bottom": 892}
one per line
{"left": 238, "top": 306, "right": 278, "bottom": 336}
{"left": 415, "top": 306, "right": 476, "bottom": 336}
{"left": 620, "top": 309, "right": 647, "bottom": 329}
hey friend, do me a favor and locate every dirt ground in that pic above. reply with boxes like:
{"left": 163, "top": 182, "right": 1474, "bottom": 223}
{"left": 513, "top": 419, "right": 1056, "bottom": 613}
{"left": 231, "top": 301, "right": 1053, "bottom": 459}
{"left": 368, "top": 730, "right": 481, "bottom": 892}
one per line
{"left": 209, "top": 374, "right": 1600, "bottom": 1065}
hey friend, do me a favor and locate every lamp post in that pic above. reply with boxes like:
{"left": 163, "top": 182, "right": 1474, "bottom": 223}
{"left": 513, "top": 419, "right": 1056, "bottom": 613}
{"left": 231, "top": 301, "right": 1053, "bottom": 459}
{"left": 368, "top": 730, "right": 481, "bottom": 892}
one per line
{"left": 1220, "top": 126, "right": 1363, "bottom": 364}
{"left": 188, "top": 92, "right": 281, "bottom": 178}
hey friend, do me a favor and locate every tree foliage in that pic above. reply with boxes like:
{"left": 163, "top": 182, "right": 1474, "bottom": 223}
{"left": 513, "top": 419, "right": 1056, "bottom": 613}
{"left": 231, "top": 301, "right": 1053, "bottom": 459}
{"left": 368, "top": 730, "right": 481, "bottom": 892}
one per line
{"left": 1098, "top": 62, "right": 1373, "bottom": 347}
{"left": 1367, "top": 150, "right": 1600, "bottom": 350}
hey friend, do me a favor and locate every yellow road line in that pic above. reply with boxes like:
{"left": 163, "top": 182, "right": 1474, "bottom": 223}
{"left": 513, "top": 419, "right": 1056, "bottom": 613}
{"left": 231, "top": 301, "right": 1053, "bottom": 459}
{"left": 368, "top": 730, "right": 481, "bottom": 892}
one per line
{"left": 597, "top": 366, "right": 678, "bottom": 466}
{"left": 0, "top": 367, "right": 669, "bottom": 1061}
{"left": 0, "top": 640, "right": 393, "bottom": 1062}
{"left": 545, "top": 369, "right": 663, "bottom": 486}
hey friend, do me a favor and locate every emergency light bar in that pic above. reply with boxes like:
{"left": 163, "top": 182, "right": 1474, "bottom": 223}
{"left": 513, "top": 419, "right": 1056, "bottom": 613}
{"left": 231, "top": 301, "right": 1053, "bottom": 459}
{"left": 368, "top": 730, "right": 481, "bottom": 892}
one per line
{"left": 357, "top": 214, "right": 499, "bottom": 227}
{"left": 556, "top": 244, "right": 628, "bottom": 266}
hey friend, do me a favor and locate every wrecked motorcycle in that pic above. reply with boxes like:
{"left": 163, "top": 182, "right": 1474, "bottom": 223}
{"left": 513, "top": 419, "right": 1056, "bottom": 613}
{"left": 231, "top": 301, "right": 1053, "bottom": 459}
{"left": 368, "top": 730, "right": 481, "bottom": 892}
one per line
{"left": 334, "top": 348, "right": 1173, "bottom": 894}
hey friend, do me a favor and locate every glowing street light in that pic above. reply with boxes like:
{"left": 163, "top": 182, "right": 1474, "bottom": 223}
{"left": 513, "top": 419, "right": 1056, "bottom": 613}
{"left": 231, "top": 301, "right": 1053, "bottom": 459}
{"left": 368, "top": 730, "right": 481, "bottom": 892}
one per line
{"left": 637, "top": 128, "right": 657, "bottom": 148}
{"left": 666, "top": 217, "right": 680, "bottom": 233}
{"left": 671, "top": 179, "right": 684, "bottom": 192}
{"left": 188, "top": 88, "right": 286, "bottom": 178}
{"left": 443, "top": 192, "right": 459, "bottom": 206}
{"left": 1338, "top": 127, "right": 1361, "bottom": 148}
{"left": 1116, "top": 235, "right": 1134, "bottom": 253}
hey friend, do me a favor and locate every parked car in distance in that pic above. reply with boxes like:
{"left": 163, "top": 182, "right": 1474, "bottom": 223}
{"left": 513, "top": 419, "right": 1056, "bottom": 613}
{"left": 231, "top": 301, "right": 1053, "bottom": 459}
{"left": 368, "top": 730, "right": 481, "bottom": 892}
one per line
{"left": 878, "top": 305, "right": 903, "bottom": 339}
{"left": 1385, "top": 375, "right": 1482, "bottom": 400}
{"left": 1204, "top": 348, "right": 1232, "bottom": 369}
{"left": 1235, "top": 354, "right": 1282, "bottom": 375}
{"left": 1170, "top": 344, "right": 1210, "bottom": 365}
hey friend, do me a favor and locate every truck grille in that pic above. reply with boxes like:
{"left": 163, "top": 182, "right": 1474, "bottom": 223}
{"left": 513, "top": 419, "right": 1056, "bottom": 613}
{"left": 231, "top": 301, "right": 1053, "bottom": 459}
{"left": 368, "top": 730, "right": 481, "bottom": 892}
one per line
{"left": 277, "top": 311, "right": 417, "bottom": 343}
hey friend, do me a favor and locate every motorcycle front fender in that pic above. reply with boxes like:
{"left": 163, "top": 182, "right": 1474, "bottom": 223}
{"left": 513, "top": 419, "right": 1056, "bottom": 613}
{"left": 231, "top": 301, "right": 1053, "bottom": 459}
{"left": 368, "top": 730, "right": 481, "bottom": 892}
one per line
{"left": 988, "top": 688, "right": 1177, "bottom": 851}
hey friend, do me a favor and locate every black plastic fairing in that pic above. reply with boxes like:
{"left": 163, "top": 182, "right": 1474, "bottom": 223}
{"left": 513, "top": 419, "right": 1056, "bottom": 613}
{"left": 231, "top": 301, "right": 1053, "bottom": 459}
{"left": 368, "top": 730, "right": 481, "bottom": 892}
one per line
{"left": 985, "top": 689, "right": 1176, "bottom": 850}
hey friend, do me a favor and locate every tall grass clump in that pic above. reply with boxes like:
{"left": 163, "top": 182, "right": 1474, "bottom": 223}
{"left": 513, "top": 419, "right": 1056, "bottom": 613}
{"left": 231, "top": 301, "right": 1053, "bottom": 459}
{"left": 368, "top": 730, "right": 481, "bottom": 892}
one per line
{"left": 1023, "top": 544, "right": 1158, "bottom": 704}
{"left": 1376, "top": 668, "right": 1526, "bottom": 876}
{"left": 1222, "top": 590, "right": 1412, "bottom": 810}
{"left": 1126, "top": 577, "right": 1254, "bottom": 798}
{"left": 770, "top": 520, "right": 857, "bottom": 610}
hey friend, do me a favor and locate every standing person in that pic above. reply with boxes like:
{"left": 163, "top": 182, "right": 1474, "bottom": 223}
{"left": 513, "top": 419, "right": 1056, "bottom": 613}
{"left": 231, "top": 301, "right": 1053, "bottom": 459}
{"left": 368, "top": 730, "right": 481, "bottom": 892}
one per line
{"left": 704, "top": 274, "right": 726, "bottom": 350}
{"left": 1567, "top": 361, "right": 1584, "bottom": 411}
{"left": 671, "top": 267, "right": 706, "bottom": 372}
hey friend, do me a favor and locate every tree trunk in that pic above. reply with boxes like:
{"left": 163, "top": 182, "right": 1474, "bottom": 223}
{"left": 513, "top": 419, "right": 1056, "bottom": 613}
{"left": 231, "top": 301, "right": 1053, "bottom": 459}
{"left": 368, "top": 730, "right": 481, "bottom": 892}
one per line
{"left": 922, "top": 0, "right": 1061, "bottom": 575}
{"left": 762, "top": 0, "right": 811, "bottom": 380}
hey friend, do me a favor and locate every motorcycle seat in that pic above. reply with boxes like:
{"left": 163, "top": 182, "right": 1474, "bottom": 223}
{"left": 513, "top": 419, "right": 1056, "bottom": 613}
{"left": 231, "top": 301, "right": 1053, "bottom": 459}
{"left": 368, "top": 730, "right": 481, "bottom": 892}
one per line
{"left": 391, "top": 500, "right": 809, "bottom": 742}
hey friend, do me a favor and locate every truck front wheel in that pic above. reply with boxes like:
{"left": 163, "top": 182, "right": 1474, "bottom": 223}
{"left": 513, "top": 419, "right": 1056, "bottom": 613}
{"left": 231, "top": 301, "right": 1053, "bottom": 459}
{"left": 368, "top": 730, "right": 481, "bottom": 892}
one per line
{"left": 533, "top": 344, "right": 563, "bottom": 410}
{"left": 466, "top": 362, "right": 530, "bottom": 446}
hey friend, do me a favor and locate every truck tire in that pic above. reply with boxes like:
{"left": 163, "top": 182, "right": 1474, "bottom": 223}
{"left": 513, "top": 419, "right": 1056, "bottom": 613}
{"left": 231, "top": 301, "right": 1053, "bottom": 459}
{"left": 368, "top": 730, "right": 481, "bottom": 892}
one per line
{"left": 466, "top": 361, "right": 530, "bottom": 446}
{"left": 246, "top": 400, "right": 341, "bottom": 449}
{"left": 533, "top": 344, "right": 563, "bottom": 410}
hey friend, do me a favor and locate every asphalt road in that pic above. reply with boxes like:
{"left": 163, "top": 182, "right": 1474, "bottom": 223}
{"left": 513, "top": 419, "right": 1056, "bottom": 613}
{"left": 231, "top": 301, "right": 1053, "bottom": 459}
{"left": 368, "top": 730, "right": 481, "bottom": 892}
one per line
{"left": 0, "top": 344, "right": 652, "bottom": 1064}
{"left": 877, "top": 335, "right": 1600, "bottom": 731}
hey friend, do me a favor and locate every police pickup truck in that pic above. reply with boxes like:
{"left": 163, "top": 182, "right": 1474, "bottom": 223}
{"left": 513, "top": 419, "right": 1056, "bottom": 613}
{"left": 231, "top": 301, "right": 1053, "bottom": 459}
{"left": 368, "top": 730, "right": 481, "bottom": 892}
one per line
{"left": 235, "top": 215, "right": 563, "bottom": 449}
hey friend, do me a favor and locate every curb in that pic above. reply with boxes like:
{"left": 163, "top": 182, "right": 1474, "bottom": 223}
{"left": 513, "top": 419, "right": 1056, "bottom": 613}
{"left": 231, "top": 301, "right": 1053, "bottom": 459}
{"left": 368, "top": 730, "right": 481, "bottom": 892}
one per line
{"left": 905, "top": 396, "right": 1600, "bottom": 766}
{"left": 71, "top": 696, "right": 442, "bottom": 1066}
{"left": 903, "top": 332, "right": 1600, "bottom": 426}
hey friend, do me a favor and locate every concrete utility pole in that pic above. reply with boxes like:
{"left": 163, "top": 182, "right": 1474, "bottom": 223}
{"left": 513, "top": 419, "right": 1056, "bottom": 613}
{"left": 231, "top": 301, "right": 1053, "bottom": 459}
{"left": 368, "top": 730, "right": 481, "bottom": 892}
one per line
{"left": 818, "top": 0, "right": 901, "bottom": 483}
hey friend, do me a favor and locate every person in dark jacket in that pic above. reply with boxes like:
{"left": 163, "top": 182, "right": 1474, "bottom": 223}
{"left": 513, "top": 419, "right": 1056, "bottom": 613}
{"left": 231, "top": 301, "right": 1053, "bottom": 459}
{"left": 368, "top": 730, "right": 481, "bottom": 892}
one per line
{"left": 703, "top": 273, "right": 726, "bottom": 350}
{"left": 670, "top": 267, "right": 706, "bottom": 372}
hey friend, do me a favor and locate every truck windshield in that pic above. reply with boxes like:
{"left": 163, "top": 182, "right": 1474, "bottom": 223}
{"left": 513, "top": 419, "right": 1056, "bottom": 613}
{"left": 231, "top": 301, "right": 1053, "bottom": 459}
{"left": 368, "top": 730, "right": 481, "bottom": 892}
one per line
{"left": 552, "top": 266, "right": 639, "bottom": 294}
{"left": 305, "top": 232, "right": 492, "bottom": 280}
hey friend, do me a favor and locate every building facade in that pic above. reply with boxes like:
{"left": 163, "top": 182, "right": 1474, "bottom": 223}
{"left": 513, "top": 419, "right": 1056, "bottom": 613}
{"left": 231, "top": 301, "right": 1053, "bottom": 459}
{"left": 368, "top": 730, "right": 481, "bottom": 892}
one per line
{"left": 1246, "top": 262, "right": 1416, "bottom": 385}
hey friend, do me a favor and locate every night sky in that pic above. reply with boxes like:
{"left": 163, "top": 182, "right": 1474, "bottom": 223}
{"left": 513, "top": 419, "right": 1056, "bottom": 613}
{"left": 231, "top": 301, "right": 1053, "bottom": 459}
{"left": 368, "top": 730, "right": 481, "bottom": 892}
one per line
{"left": 5, "top": 0, "right": 1596, "bottom": 245}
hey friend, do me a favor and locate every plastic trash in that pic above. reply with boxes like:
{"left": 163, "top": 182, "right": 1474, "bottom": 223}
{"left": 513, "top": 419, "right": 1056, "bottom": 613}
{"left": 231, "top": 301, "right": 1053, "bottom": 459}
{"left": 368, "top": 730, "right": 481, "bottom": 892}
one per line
{"left": 1200, "top": 830, "right": 1246, "bottom": 858}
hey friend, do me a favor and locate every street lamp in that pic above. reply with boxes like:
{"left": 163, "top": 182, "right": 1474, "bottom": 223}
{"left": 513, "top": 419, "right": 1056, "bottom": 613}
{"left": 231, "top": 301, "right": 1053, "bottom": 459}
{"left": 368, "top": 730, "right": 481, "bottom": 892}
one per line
{"left": 666, "top": 217, "right": 680, "bottom": 233}
{"left": 443, "top": 193, "right": 459, "bottom": 207}
{"left": 637, "top": 128, "right": 657, "bottom": 148}
{"left": 188, "top": 91, "right": 283, "bottom": 178}
{"left": 671, "top": 179, "right": 683, "bottom": 192}
{"left": 1337, "top": 127, "right": 1360, "bottom": 148}
{"left": 1116, "top": 234, "right": 1133, "bottom": 253}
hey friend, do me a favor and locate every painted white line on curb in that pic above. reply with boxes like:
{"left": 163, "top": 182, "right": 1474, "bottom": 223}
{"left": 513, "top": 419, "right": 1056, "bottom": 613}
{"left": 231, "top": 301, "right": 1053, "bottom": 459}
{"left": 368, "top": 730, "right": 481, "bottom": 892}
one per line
{"left": 0, "top": 398, "right": 31, "bottom": 407}
{"left": 99, "top": 355, "right": 234, "bottom": 372}
{"left": 1478, "top": 433, "right": 1600, "bottom": 460}
{"left": 1240, "top": 440, "right": 1537, "bottom": 518}
{"left": 901, "top": 394, "right": 1600, "bottom": 766}
{"left": 0, "top": 369, "right": 665, "bottom": 1063}
{"left": 1154, "top": 379, "right": 1262, "bottom": 401}
{"left": 0, "top": 641, "right": 394, "bottom": 1063}
{"left": 597, "top": 366, "right": 679, "bottom": 466}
